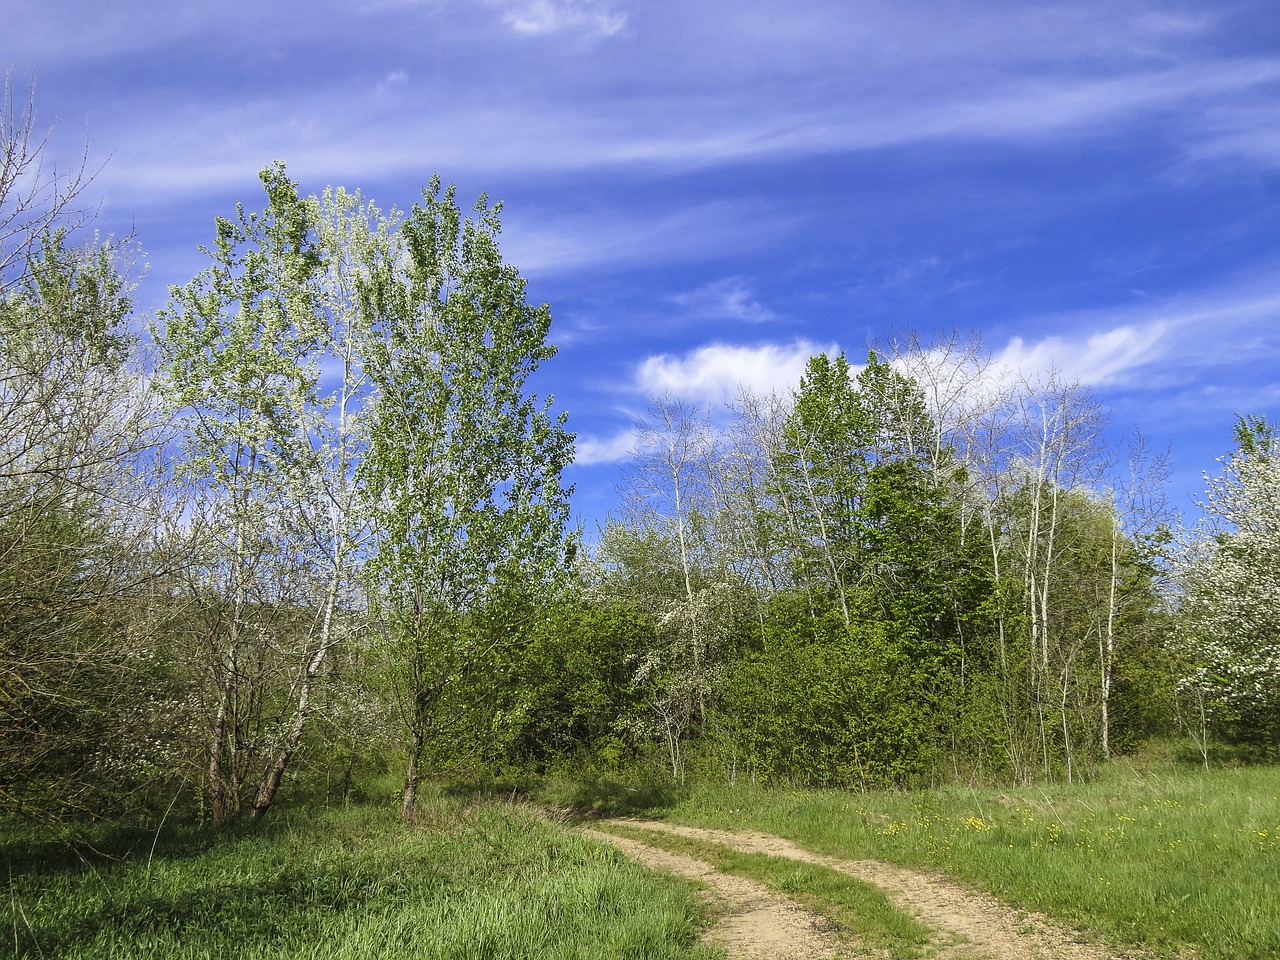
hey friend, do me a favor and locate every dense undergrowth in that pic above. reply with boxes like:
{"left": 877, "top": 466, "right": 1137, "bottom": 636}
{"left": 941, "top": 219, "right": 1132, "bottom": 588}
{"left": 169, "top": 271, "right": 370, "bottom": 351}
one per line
{"left": 2, "top": 791, "right": 717, "bottom": 960}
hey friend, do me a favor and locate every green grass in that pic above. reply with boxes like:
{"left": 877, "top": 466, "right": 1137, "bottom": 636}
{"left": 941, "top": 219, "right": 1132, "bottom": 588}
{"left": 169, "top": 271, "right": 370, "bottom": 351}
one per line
{"left": 601, "top": 821, "right": 936, "bottom": 959}
{"left": 3, "top": 795, "right": 720, "bottom": 960}
{"left": 648, "top": 759, "right": 1280, "bottom": 960}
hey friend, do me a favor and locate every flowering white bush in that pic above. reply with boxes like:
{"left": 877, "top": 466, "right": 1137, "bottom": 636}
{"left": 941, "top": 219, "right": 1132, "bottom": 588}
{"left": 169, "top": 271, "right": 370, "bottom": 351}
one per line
{"left": 1177, "top": 417, "right": 1280, "bottom": 745}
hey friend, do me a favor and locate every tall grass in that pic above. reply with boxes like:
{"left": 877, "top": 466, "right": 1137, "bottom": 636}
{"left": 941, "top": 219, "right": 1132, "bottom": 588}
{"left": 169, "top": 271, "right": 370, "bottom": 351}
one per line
{"left": 3, "top": 794, "right": 718, "bottom": 960}
{"left": 656, "top": 760, "right": 1280, "bottom": 959}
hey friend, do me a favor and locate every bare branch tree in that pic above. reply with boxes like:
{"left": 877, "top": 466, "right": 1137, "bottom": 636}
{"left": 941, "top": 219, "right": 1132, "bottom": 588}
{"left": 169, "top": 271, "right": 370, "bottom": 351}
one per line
{"left": 1, "top": 72, "right": 100, "bottom": 292}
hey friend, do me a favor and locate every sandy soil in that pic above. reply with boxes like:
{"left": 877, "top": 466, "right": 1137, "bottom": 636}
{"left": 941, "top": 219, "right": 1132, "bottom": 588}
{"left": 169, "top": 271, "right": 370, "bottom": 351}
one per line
{"left": 584, "top": 819, "right": 1155, "bottom": 960}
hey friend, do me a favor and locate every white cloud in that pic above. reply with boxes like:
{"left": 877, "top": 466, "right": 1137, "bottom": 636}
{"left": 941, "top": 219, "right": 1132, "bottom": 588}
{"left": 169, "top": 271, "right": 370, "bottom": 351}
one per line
{"left": 80, "top": 46, "right": 1280, "bottom": 215}
{"left": 983, "top": 274, "right": 1280, "bottom": 411}
{"left": 635, "top": 339, "right": 833, "bottom": 405}
{"left": 574, "top": 427, "right": 639, "bottom": 465}
{"left": 671, "top": 276, "right": 778, "bottom": 324}
{"left": 994, "top": 323, "right": 1171, "bottom": 388}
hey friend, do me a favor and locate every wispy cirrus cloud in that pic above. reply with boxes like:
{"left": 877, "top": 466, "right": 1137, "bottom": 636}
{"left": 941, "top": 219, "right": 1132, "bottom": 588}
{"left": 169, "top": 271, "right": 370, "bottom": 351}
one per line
{"left": 670, "top": 277, "right": 779, "bottom": 325}
{"left": 994, "top": 324, "right": 1172, "bottom": 388}
{"left": 106, "top": 65, "right": 1278, "bottom": 218}
{"left": 501, "top": 202, "right": 795, "bottom": 275}
{"left": 995, "top": 271, "right": 1280, "bottom": 390}
{"left": 486, "top": 0, "right": 626, "bottom": 38}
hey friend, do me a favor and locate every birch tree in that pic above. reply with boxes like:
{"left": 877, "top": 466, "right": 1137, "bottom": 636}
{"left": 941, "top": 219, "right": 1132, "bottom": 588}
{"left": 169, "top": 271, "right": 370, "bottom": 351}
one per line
{"left": 154, "top": 163, "right": 329, "bottom": 823}
{"left": 615, "top": 395, "right": 751, "bottom": 775}
{"left": 245, "top": 187, "right": 398, "bottom": 818}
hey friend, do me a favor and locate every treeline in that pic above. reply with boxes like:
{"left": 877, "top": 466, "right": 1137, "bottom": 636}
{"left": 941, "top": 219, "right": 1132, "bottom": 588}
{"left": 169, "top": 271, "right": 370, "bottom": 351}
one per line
{"left": 3, "top": 101, "right": 1277, "bottom": 826}
{"left": 543, "top": 347, "right": 1177, "bottom": 790}
{"left": 484, "top": 344, "right": 1277, "bottom": 794}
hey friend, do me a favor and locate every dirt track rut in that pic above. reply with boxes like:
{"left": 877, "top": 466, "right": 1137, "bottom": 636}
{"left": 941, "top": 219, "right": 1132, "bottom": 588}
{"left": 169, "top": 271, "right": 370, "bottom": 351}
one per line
{"left": 585, "top": 820, "right": 1151, "bottom": 960}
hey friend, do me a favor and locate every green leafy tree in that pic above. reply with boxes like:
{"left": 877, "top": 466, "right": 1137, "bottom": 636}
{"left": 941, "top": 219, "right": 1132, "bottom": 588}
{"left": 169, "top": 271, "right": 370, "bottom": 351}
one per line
{"left": 242, "top": 186, "right": 400, "bottom": 818}
{"left": 725, "top": 351, "right": 995, "bottom": 786}
{"left": 770, "top": 351, "right": 869, "bottom": 623}
{"left": 360, "top": 179, "right": 575, "bottom": 822}
{"left": 154, "top": 163, "right": 329, "bottom": 823}
{"left": 586, "top": 521, "right": 753, "bottom": 780}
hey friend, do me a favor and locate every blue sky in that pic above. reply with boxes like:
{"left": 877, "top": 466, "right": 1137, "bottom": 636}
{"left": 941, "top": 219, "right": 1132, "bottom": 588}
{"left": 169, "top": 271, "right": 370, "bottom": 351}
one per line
{"left": 9, "top": 0, "right": 1280, "bottom": 525}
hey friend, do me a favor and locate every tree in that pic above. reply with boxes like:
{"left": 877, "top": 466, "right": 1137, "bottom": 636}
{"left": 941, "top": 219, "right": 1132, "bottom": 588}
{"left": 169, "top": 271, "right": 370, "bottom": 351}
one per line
{"left": 770, "top": 351, "right": 872, "bottom": 624}
{"left": 722, "top": 351, "right": 995, "bottom": 787}
{"left": 1177, "top": 416, "right": 1280, "bottom": 753}
{"left": 360, "top": 179, "right": 575, "bottom": 822}
{"left": 1096, "top": 434, "right": 1171, "bottom": 758}
{"left": 976, "top": 371, "right": 1110, "bottom": 782}
{"left": 154, "top": 163, "right": 331, "bottom": 823}
{"left": 769, "top": 351, "right": 946, "bottom": 625}
{"left": 0, "top": 230, "right": 170, "bottom": 820}
{"left": 1, "top": 72, "right": 98, "bottom": 291}
{"left": 243, "top": 186, "right": 398, "bottom": 818}
{"left": 614, "top": 396, "right": 752, "bottom": 778}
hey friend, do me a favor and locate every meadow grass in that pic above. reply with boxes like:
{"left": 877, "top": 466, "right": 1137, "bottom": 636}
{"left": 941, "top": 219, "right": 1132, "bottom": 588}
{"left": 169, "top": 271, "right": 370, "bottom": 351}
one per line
{"left": 2, "top": 793, "right": 720, "bottom": 960}
{"left": 602, "top": 821, "right": 935, "bottom": 959}
{"left": 654, "top": 758, "right": 1280, "bottom": 960}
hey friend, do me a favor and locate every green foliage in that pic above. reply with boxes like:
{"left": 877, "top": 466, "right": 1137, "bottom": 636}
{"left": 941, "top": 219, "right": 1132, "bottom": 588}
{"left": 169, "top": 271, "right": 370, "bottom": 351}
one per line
{"left": 2, "top": 230, "right": 132, "bottom": 367}
{"left": 727, "top": 604, "right": 949, "bottom": 789}
{"left": 0, "top": 502, "right": 180, "bottom": 819}
{"left": 1, "top": 230, "right": 139, "bottom": 502}
{"left": 711, "top": 352, "right": 998, "bottom": 788}
{"left": 155, "top": 162, "right": 324, "bottom": 486}
{"left": 2, "top": 798, "right": 716, "bottom": 960}
{"left": 360, "top": 178, "right": 575, "bottom": 817}
{"left": 483, "top": 595, "right": 658, "bottom": 771}
{"left": 151, "top": 168, "right": 408, "bottom": 823}
{"left": 362, "top": 179, "right": 574, "bottom": 614}
{"left": 0, "top": 231, "right": 171, "bottom": 822}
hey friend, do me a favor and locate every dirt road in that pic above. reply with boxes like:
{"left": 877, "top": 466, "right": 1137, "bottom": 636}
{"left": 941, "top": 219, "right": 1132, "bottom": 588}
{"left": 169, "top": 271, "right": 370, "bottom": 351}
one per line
{"left": 584, "top": 820, "right": 1152, "bottom": 960}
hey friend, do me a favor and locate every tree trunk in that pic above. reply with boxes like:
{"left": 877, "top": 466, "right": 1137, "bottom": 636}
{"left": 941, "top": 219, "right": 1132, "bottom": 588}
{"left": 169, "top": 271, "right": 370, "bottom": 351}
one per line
{"left": 207, "top": 676, "right": 234, "bottom": 825}
{"left": 250, "top": 568, "right": 346, "bottom": 819}
{"left": 401, "top": 726, "right": 423, "bottom": 824}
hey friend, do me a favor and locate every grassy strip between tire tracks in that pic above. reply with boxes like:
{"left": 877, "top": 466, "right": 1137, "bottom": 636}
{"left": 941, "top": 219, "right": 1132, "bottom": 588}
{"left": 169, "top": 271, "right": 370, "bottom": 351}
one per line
{"left": 598, "top": 820, "right": 939, "bottom": 960}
